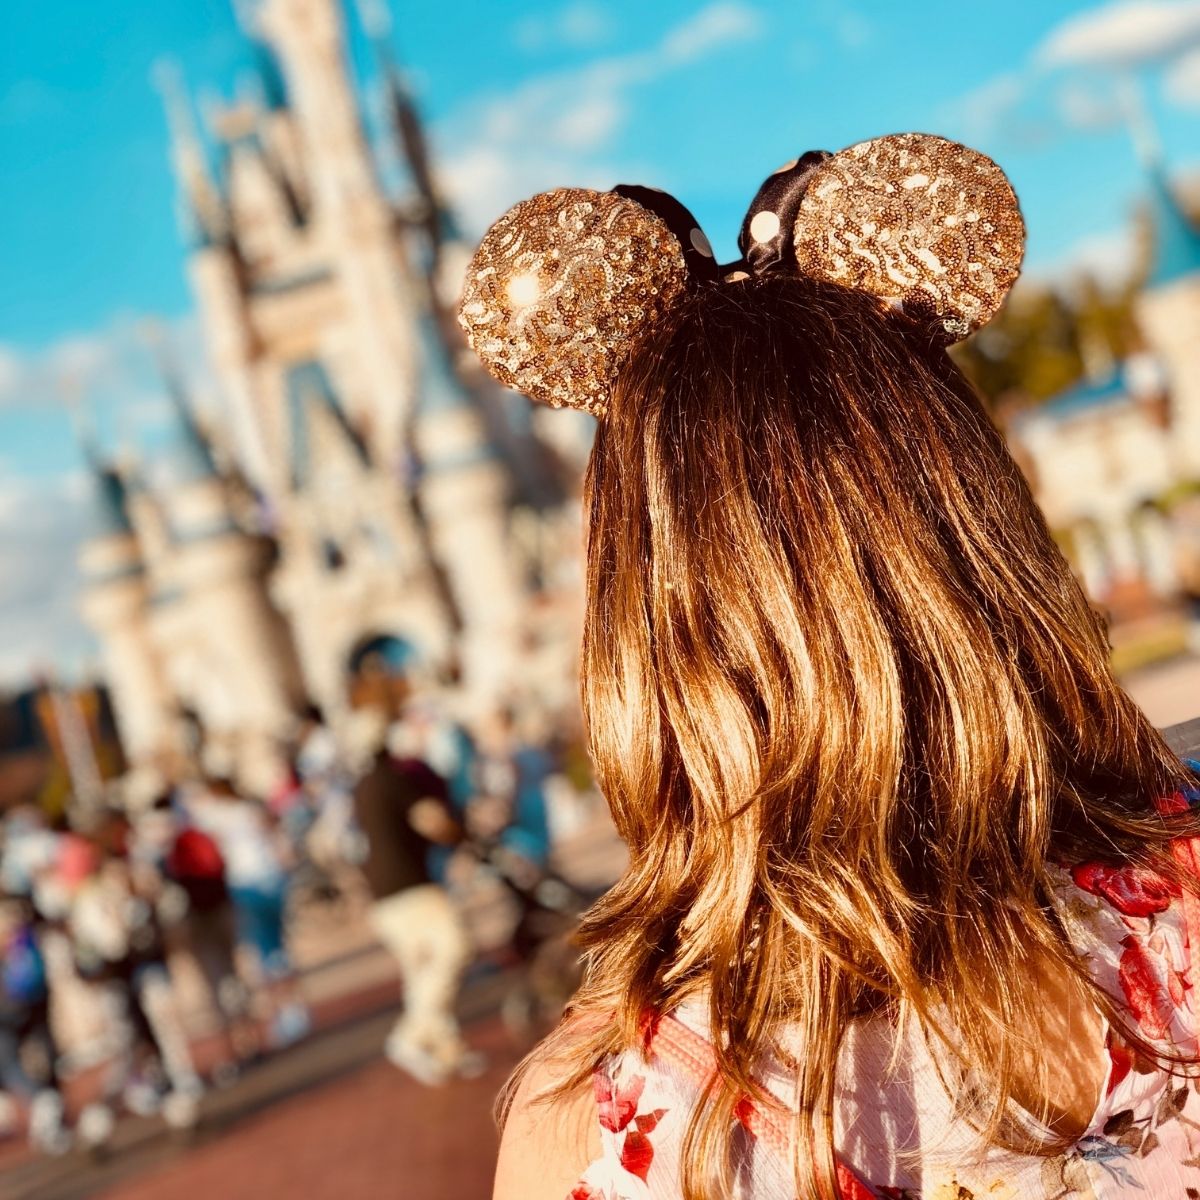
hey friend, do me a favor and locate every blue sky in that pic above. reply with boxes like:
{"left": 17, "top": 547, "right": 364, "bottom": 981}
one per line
{"left": 1, "top": 0, "right": 1199, "bottom": 681}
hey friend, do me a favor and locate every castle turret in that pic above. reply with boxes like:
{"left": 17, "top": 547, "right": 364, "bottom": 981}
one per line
{"left": 155, "top": 61, "right": 225, "bottom": 250}
{"left": 77, "top": 457, "right": 178, "bottom": 767}
{"left": 155, "top": 72, "right": 278, "bottom": 490}
{"left": 117, "top": 0, "right": 559, "bottom": 753}
{"left": 1135, "top": 165, "right": 1200, "bottom": 477}
{"left": 151, "top": 394, "right": 305, "bottom": 794}
{"left": 248, "top": 35, "right": 311, "bottom": 223}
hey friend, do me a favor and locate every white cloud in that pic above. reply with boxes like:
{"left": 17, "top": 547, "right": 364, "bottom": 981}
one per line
{"left": 1038, "top": 1, "right": 1200, "bottom": 68}
{"left": 439, "top": 3, "right": 765, "bottom": 236}
{"left": 0, "top": 346, "right": 23, "bottom": 405}
{"left": 660, "top": 2, "right": 763, "bottom": 63}
{"left": 439, "top": 144, "right": 634, "bottom": 242}
{"left": 515, "top": 3, "right": 613, "bottom": 53}
{"left": 1029, "top": 225, "right": 1139, "bottom": 288}
{"left": 952, "top": 71, "right": 1027, "bottom": 139}
{"left": 944, "top": 2, "right": 1200, "bottom": 144}
{"left": 1165, "top": 45, "right": 1200, "bottom": 104}
{"left": 941, "top": 70, "right": 1059, "bottom": 148}
{"left": 547, "top": 92, "right": 625, "bottom": 148}
{"left": 1056, "top": 80, "right": 1126, "bottom": 130}
{"left": 0, "top": 316, "right": 204, "bottom": 435}
{"left": 42, "top": 333, "right": 115, "bottom": 393}
{"left": 0, "top": 327, "right": 120, "bottom": 415}
{"left": 0, "top": 473, "right": 97, "bottom": 689}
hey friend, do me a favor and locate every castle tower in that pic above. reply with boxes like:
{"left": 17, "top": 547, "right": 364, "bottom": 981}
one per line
{"left": 412, "top": 314, "right": 525, "bottom": 703}
{"left": 1134, "top": 166, "right": 1200, "bottom": 478}
{"left": 267, "top": 357, "right": 454, "bottom": 716}
{"left": 157, "top": 65, "right": 274, "bottom": 487}
{"left": 143, "top": 0, "right": 553, "bottom": 729}
{"left": 158, "top": 399, "right": 305, "bottom": 794}
{"left": 77, "top": 461, "right": 179, "bottom": 768}
{"left": 251, "top": 0, "right": 418, "bottom": 464}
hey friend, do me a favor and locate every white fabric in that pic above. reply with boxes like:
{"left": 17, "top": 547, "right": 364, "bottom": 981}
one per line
{"left": 573, "top": 867, "right": 1200, "bottom": 1199}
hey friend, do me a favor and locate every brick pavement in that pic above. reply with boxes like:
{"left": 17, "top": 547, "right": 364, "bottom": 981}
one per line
{"left": 1, "top": 992, "right": 525, "bottom": 1200}
{"left": 95, "top": 1017, "right": 521, "bottom": 1200}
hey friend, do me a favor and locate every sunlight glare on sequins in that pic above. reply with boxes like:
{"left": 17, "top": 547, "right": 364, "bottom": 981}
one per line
{"left": 506, "top": 273, "right": 541, "bottom": 307}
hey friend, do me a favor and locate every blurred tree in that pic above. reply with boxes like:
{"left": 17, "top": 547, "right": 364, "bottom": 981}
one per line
{"left": 954, "top": 284, "right": 1086, "bottom": 408}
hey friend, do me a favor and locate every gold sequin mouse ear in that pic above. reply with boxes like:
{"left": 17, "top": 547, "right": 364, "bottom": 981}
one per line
{"left": 790, "top": 133, "right": 1025, "bottom": 342}
{"left": 458, "top": 186, "right": 707, "bottom": 417}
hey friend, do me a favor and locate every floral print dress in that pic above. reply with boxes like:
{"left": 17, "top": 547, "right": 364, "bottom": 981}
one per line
{"left": 569, "top": 813, "right": 1200, "bottom": 1198}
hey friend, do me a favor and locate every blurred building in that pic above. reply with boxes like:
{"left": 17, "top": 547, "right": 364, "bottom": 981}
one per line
{"left": 78, "top": 0, "right": 585, "bottom": 794}
{"left": 1006, "top": 163, "right": 1200, "bottom": 638}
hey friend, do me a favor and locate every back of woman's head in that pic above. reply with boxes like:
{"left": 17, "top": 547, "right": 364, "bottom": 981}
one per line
{"left": 575, "top": 273, "right": 1192, "bottom": 1197}
{"left": 587, "top": 274, "right": 1175, "bottom": 880}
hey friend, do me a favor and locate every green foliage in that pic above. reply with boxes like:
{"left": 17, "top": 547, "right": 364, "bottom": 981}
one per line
{"left": 952, "top": 275, "right": 1141, "bottom": 411}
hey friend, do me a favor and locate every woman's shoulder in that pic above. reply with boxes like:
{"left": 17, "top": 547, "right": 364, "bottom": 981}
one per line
{"left": 493, "top": 1044, "right": 603, "bottom": 1200}
{"left": 494, "top": 1012, "right": 704, "bottom": 1200}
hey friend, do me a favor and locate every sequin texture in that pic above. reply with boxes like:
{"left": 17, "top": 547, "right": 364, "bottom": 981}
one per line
{"left": 457, "top": 188, "right": 689, "bottom": 416}
{"left": 792, "top": 134, "right": 1025, "bottom": 341}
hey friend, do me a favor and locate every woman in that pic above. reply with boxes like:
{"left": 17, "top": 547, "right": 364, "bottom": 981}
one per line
{"left": 460, "top": 135, "right": 1200, "bottom": 1199}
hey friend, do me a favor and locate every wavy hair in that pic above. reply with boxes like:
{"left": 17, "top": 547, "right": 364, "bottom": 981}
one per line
{"left": 507, "top": 275, "right": 1199, "bottom": 1200}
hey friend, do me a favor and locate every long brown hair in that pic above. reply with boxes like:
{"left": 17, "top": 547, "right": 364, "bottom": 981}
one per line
{"left": 511, "top": 275, "right": 1197, "bottom": 1199}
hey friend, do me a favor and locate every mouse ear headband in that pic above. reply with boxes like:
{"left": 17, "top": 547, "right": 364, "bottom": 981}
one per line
{"left": 458, "top": 133, "right": 1025, "bottom": 417}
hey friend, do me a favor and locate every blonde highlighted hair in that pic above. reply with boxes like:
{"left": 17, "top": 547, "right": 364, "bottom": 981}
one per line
{"left": 507, "top": 276, "right": 1198, "bottom": 1199}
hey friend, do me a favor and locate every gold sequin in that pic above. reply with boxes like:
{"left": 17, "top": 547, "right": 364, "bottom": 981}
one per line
{"left": 792, "top": 134, "right": 1025, "bottom": 342}
{"left": 457, "top": 188, "right": 689, "bottom": 416}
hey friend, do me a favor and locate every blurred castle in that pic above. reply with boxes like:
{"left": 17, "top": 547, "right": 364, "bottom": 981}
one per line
{"left": 78, "top": 0, "right": 586, "bottom": 794}
{"left": 1003, "top": 163, "right": 1200, "bottom": 652}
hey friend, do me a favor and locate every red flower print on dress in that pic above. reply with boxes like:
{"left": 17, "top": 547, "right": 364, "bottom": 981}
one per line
{"left": 568, "top": 1184, "right": 607, "bottom": 1200}
{"left": 1107, "top": 1030, "right": 1134, "bottom": 1095}
{"left": 587, "top": 1065, "right": 669, "bottom": 1191}
{"left": 593, "top": 1069, "right": 645, "bottom": 1133}
{"left": 619, "top": 1130, "right": 654, "bottom": 1181}
{"left": 1119, "top": 930, "right": 1189, "bottom": 1041}
{"left": 1072, "top": 862, "right": 1179, "bottom": 918}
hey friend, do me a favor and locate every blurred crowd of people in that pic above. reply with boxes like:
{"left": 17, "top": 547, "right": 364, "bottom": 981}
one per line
{"left": 0, "top": 691, "right": 601, "bottom": 1159}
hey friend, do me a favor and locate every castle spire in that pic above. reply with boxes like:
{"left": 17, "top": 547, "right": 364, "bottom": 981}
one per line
{"left": 1116, "top": 77, "right": 1200, "bottom": 290}
{"left": 252, "top": 37, "right": 290, "bottom": 111}
{"left": 153, "top": 59, "right": 224, "bottom": 248}
{"left": 70, "top": 398, "right": 134, "bottom": 538}
{"left": 232, "top": 0, "right": 287, "bottom": 109}
{"left": 141, "top": 321, "right": 221, "bottom": 482}
{"left": 91, "top": 457, "right": 137, "bottom": 537}
{"left": 359, "top": 0, "right": 456, "bottom": 269}
{"left": 1145, "top": 167, "right": 1200, "bottom": 290}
